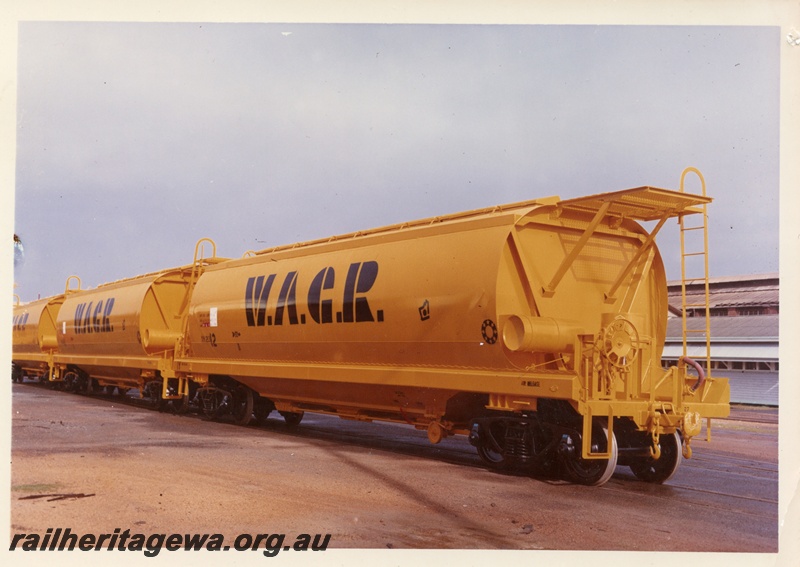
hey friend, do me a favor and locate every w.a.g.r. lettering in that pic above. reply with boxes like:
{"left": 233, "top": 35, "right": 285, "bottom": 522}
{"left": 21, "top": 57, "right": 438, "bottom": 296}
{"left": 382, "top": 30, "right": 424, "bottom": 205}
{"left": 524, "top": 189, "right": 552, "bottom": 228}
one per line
{"left": 73, "top": 298, "right": 115, "bottom": 334}
{"left": 13, "top": 312, "right": 29, "bottom": 332}
{"left": 245, "top": 261, "right": 384, "bottom": 328}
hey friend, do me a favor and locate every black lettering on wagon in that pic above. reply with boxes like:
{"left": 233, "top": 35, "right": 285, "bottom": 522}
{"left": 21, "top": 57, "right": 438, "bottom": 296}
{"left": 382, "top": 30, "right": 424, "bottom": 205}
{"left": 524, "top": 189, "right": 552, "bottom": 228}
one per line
{"left": 274, "top": 271, "right": 299, "bottom": 326}
{"left": 73, "top": 298, "right": 115, "bottom": 334}
{"left": 12, "top": 312, "right": 29, "bottom": 332}
{"left": 245, "top": 261, "right": 383, "bottom": 327}
{"left": 342, "top": 261, "right": 381, "bottom": 323}
{"left": 245, "top": 274, "right": 276, "bottom": 327}
{"left": 308, "top": 267, "right": 335, "bottom": 324}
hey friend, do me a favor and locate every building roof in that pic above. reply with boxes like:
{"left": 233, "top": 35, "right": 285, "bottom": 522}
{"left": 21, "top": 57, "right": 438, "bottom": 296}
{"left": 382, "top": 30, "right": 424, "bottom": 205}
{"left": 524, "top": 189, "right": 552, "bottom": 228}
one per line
{"left": 662, "top": 275, "right": 780, "bottom": 369}
{"left": 669, "top": 287, "right": 779, "bottom": 309}
{"left": 665, "top": 314, "right": 778, "bottom": 341}
{"left": 666, "top": 272, "right": 779, "bottom": 313}
{"left": 666, "top": 272, "right": 779, "bottom": 287}
{"left": 661, "top": 343, "right": 778, "bottom": 361}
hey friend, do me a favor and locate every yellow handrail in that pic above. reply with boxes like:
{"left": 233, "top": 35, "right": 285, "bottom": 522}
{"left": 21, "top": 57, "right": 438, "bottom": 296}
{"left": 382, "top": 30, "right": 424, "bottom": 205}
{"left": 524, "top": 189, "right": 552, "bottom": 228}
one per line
{"left": 678, "top": 167, "right": 712, "bottom": 390}
{"left": 64, "top": 275, "right": 82, "bottom": 294}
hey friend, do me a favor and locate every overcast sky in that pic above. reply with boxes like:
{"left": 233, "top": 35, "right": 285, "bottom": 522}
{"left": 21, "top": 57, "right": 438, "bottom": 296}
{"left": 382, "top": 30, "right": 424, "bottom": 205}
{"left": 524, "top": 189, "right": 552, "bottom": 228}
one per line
{"left": 11, "top": 22, "right": 780, "bottom": 301}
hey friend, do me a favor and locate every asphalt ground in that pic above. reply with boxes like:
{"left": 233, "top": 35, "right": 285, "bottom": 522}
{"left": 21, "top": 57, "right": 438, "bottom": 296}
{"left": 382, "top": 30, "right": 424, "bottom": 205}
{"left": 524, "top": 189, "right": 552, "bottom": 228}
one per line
{"left": 9, "top": 382, "right": 780, "bottom": 554}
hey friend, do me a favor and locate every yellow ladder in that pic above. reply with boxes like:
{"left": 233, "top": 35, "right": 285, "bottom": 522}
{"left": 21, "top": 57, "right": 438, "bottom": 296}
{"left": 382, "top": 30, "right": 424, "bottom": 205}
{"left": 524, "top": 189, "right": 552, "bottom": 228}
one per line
{"left": 678, "top": 167, "right": 712, "bottom": 383}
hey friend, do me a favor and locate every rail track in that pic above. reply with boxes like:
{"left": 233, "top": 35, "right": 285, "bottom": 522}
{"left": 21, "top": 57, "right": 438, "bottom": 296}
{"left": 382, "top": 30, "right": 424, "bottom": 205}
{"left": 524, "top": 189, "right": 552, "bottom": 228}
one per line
{"left": 725, "top": 405, "right": 779, "bottom": 424}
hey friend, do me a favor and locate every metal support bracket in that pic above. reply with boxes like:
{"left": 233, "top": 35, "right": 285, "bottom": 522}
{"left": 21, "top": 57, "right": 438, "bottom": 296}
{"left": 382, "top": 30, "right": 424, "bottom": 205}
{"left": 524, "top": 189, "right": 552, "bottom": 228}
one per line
{"left": 543, "top": 201, "right": 610, "bottom": 297}
{"left": 581, "top": 404, "right": 615, "bottom": 460}
{"left": 544, "top": 186, "right": 711, "bottom": 299}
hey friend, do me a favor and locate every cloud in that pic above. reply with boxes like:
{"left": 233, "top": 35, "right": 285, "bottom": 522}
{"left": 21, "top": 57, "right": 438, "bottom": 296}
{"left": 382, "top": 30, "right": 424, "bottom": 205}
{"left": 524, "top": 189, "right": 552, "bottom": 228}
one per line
{"left": 13, "top": 23, "right": 779, "bottom": 299}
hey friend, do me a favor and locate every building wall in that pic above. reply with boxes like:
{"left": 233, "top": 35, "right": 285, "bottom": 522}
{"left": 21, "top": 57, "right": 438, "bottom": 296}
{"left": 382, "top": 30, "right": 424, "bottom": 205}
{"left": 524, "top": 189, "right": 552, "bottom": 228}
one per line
{"left": 662, "top": 356, "right": 778, "bottom": 406}
{"left": 664, "top": 273, "right": 779, "bottom": 407}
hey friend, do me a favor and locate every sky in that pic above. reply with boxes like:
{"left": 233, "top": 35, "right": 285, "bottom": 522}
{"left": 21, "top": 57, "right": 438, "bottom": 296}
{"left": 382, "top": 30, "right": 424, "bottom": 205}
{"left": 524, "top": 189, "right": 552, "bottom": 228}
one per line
{"left": 9, "top": 21, "right": 781, "bottom": 302}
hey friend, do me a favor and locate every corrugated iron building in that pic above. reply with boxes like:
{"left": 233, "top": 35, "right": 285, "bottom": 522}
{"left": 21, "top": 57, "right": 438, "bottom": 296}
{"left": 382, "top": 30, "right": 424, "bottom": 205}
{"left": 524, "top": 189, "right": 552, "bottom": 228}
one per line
{"left": 661, "top": 273, "right": 779, "bottom": 406}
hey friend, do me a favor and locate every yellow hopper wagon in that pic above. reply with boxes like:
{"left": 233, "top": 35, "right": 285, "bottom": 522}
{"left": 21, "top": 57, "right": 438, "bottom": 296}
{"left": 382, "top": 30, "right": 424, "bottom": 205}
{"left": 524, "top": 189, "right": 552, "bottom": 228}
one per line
{"left": 12, "top": 169, "right": 729, "bottom": 486}
{"left": 47, "top": 241, "right": 228, "bottom": 405}
{"left": 173, "top": 168, "right": 730, "bottom": 485}
{"left": 12, "top": 291, "right": 66, "bottom": 383}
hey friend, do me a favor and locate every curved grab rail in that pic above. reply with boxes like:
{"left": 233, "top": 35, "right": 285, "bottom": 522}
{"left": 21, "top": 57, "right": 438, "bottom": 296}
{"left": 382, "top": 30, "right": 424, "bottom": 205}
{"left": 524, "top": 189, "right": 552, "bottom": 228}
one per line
{"left": 178, "top": 238, "right": 219, "bottom": 320}
{"left": 680, "top": 356, "right": 706, "bottom": 393}
{"left": 679, "top": 166, "right": 707, "bottom": 197}
{"left": 193, "top": 238, "right": 218, "bottom": 264}
{"left": 65, "top": 275, "right": 82, "bottom": 294}
{"left": 13, "top": 294, "right": 20, "bottom": 306}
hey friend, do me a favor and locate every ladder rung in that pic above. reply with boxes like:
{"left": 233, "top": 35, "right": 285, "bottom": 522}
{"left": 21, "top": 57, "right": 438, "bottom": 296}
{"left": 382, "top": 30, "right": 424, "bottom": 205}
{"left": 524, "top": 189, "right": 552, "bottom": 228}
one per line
{"left": 680, "top": 213, "right": 710, "bottom": 349}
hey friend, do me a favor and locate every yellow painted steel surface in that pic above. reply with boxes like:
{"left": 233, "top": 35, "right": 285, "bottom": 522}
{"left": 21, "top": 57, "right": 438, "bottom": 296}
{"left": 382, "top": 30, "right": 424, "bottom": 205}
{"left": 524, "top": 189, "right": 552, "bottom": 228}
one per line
{"left": 12, "top": 177, "right": 730, "bottom": 482}
{"left": 185, "top": 200, "right": 656, "bottom": 372}
{"left": 52, "top": 267, "right": 196, "bottom": 384}
{"left": 178, "top": 186, "right": 729, "bottom": 432}
{"left": 12, "top": 295, "right": 65, "bottom": 375}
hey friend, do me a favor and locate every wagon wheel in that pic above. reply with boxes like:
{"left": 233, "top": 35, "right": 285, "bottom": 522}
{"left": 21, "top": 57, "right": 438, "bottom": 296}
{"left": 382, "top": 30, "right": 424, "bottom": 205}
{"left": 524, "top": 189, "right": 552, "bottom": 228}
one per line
{"left": 74, "top": 373, "right": 90, "bottom": 394}
{"left": 143, "top": 380, "right": 165, "bottom": 409}
{"left": 200, "top": 389, "right": 225, "bottom": 420}
{"left": 629, "top": 431, "right": 683, "bottom": 483}
{"left": 169, "top": 395, "right": 191, "bottom": 415}
{"left": 559, "top": 419, "right": 618, "bottom": 486}
{"left": 475, "top": 420, "right": 509, "bottom": 470}
{"left": 253, "top": 398, "right": 275, "bottom": 425}
{"left": 231, "top": 385, "right": 254, "bottom": 426}
{"left": 280, "top": 410, "right": 304, "bottom": 427}
{"left": 62, "top": 371, "right": 79, "bottom": 393}
{"left": 477, "top": 444, "right": 507, "bottom": 469}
